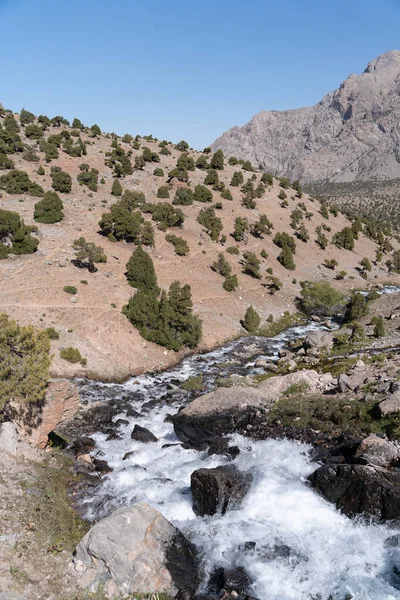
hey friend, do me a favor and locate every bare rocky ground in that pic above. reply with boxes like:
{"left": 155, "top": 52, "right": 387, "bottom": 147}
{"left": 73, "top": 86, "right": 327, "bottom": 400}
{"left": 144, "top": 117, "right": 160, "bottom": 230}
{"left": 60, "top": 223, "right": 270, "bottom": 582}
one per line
{"left": 0, "top": 112, "right": 398, "bottom": 382}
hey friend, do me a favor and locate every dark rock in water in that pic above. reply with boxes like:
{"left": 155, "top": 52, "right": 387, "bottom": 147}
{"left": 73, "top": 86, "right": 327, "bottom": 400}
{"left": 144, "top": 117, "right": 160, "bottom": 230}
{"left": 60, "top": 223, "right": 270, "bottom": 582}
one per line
{"left": 165, "top": 530, "right": 199, "bottom": 599}
{"left": 92, "top": 458, "right": 112, "bottom": 473}
{"left": 125, "top": 407, "right": 141, "bottom": 418}
{"left": 207, "top": 437, "right": 240, "bottom": 459}
{"left": 171, "top": 387, "right": 266, "bottom": 450}
{"left": 84, "top": 404, "right": 119, "bottom": 430}
{"left": 114, "top": 418, "right": 129, "bottom": 427}
{"left": 131, "top": 424, "right": 158, "bottom": 443}
{"left": 308, "top": 464, "right": 400, "bottom": 520}
{"left": 208, "top": 566, "right": 253, "bottom": 600}
{"left": 122, "top": 451, "right": 135, "bottom": 461}
{"left": 141, "top": 399, "right": 159, "bottom": 412}
{"left": 191, "top": 464, "right": 252, "bottom": 516}
{"left": 105, "top": 430, "right": 122, "bottom": 441}
{"left": 162, "top": 443, "right": 182, "bottom": 449}
{"left": 72, "top": 436, "right": 96, "bottom": 454}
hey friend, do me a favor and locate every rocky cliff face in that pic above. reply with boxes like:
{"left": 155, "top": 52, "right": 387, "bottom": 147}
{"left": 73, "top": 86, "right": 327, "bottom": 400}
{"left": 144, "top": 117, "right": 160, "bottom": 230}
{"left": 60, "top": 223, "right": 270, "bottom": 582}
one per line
{"left": 212, "top": 50, "right": 400, "bottom": 183}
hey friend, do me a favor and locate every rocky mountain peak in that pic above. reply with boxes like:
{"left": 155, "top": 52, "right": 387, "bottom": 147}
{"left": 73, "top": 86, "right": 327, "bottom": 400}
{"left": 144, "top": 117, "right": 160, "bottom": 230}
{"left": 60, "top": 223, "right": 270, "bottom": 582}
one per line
{"left": 211, "top": 51, "right": 400, "bottom": 183}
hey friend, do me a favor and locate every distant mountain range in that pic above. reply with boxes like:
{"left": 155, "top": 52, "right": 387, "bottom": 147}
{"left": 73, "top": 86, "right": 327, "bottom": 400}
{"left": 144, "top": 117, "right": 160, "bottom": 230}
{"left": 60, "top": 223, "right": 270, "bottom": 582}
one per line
{"left": 212, "top": 50, "right": 400, "bottom": 184}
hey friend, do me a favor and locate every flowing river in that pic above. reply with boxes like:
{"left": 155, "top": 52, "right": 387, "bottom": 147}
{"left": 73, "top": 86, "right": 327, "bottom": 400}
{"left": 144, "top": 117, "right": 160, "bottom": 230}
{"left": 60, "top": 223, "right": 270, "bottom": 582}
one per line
{"left": 76, "top": 287, "right": 400, "bottom": 600}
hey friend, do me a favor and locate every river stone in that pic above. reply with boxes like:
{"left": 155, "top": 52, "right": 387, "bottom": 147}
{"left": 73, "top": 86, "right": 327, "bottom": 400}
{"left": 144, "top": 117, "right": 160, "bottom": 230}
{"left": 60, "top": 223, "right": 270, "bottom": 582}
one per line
{"left": 304, "top": 330, "right": 333, "bottom": 353}
{"left": 74, "top": 502, "right": 198, "bottom": 597}
{"left": 355, "top": 434, "right": 400, "bottom": 468}
{"left": 131, "top": 424, "right": 158, "bottom": 443}
{"left": 191, "top": 465, "right": 252, "bottom": 516}
{"left": 172, "top": 370, "right": 331, "bottom": 449}
{"left": 379, "top": 391, "right": 400, "bottom": 416}
{"left": 308, "top": 464, "right": 400, "bottom": 520}
{"left": 0, "top": 421, "right": 18, "bottom": 456}
{"left": 208, "top": 566, "right": 253, "bottom": 600}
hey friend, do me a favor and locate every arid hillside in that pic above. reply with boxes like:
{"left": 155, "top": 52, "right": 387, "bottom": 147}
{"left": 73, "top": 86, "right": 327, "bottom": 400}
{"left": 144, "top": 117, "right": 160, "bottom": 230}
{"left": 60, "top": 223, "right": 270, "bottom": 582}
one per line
{"left": 0, "top": 108, "right": 398, "bottom": 380}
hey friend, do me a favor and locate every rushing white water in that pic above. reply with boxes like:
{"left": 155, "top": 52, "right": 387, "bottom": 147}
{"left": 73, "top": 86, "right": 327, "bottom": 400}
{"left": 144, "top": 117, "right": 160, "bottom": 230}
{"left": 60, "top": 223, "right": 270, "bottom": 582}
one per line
{"left": 77, "top": 295, "right": 400, "bottom": 600}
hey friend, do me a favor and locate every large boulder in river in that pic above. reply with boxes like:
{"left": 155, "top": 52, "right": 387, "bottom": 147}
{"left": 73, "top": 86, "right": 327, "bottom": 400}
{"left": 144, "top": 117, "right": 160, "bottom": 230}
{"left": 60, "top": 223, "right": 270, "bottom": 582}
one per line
{"left": 355, "top": 434, "right": 400, "bottom": 468}
{"left": 308, "top": 464, "right": 400, "bottom": 520}
{"left": 172, "top": 370, "right": 332, "bottom": 449}
{"left": 191, "top": 465, "right": 252, "bottom": 516}
{"left": 131, "top": 424, "right": 158, "bottom": 443}
{"left": 74, "top": 502, "right": 198, "bottom": 597}
{"left": 304, "top": 330, "right": 333, "bottom": 354}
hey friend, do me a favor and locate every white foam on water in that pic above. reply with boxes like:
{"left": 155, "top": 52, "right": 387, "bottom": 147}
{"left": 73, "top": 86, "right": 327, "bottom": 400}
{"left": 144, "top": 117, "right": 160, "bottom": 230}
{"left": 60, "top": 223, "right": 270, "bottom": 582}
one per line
{"left": 79, "top": 291, "right": 400, "bottom": 599}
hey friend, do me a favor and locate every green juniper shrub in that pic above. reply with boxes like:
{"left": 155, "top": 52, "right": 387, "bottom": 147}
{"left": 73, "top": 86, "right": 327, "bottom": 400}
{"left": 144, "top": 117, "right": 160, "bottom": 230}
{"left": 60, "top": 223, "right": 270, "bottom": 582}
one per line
{"left": 126, "top": 246, "right": 160, "bottom": 293}
{"left": 153, "top": 167, "right": 164, "bottom": 177}
{"left": 165, "top": 234, "right": 189, "bottom": 256}
{"left": 344, "top": 292, "right": 369, "bottom": 322}
{"left": 0, "top": 169, "right": 44, "bottom": 196}
{"left": 226, "top": 246, "right": 240, "bottom": 255}
{"left": 223, "top": 274, "right": 238, "bottom": 292}
{"left": 50, "top": 167, "right": 72, "bottom": 193}
{"left": 0, "top": 209, "right": 38, "bottom": 258}
{"left": 0, "top": 313, "right": 51, "bottom": 412}
{"left": 204, "top": 169, "right": 219, "bottom": 185}
{"left": 45, "top": 327, "right": 59, "bottom": 340}
{"left": 323, "top": 258, "right": 338, "bottom": 270}
{"left": 77, "top": 164, "right": 98, "bottom": 191}
{"left": 173, "top": 187, "right": 193, "bottom": 205}
{"left": 175, "top": 140, "right": 189, "bottom": 151}
{"left": 333, "top": 227, "right": 354, "bottom": 250}
{"left": 90, "top": 124, "right": 101, "bottom": 137}
{"left": 60, "top": 347, "right": 86, "bottom": 365}
{"left": 0, "top": 154, "right": 15, "bottom": 170}
{"left": 298, "top": 281, "right": 344, "bottom": 317}
{"left": 210, "top": 149, "right": 224, "bottom": 170}
{"left": 279, "top": 177, "right": 291, "bottom": 189}
{"left": 167, "top": 166, "right": 189, "bottom": 183}
{"left": 265, "top": 275, "right": 283, "bottom": 294}
{"left": 211, "top": 253, "right": 231, "bottom": 277}
{"left": 228, "top": 156, "right": 238, "bottom": 166}
{"left": 34, "top": 191, "right": 64, "bottom": 224}
{"left": 243, "top": 306, "right": 260, "bottom": 332}
{"left": 373, "top": 317, "right": 385, "bottom": 338}
{"left": 261, "top": 172, "right": 273, "bottom": 185}
{"left": 176, "top": 153, "right": 195, "bottom": 171}
{"left": 242, "top": 160, "right": 254, "bottom": 172}
{"left": 320, "top": 203, "right": 329, "bottom": 219}
{"left": 63, "top": 286, "right": 77, "bottom": 295}
{"left": 143, "top": 202, "right": 184, "bottom": 230}
{"left": 242, "top": 251, "right": 261, "bottom": 278}
{"left": 99, "top": 202, "right": 143, "bottom": 243}
{"left": 232, "top": 217, "right": 249, "bottom": 242}
{"left": 277, "top": 245, "right": 296, "bottom": 270}
{"left": 19, "top": 108, "right": 35, "bottom": 125}
{"left": 221, "top": 188, "right": 233, "bottom": 200}
{"left": 72, "top": 237, "right": 107, "bottom": 272}
{"left": 140, "top": 221, "right": 155, "bottom": 247}
{"left": 193, "top": 184, "right": 212, "bottom": 203}
{"left": 160, "top": 146, "right": 171, "bottom": 156}
{"left": 278, "top": 190, "right": 287, "bottom": 200}
{"left": 230, "top": 171, "right": 244, "bottom": 187}
{"left": 25, "top": 124, "right": 43, "bottom": 139}
{"left": 274, "top": 232, "right": 296, "bottom": 253}
{"left": 203, "top": 146, "right": 211, "bottom": 154}
{"left": 197, "top": 208, "right": 222, "bottom": 241}
{"left": 196, "top": 155, "right": 209, "bottom": 169}
{"left": 261, "top": 249, "right": 268, "bottom": 259}
{"left": 111, "top": 178, "right": 123, "bottom": 196}
{"left": 157, "top": 185, "right": 170, "bottom": 199}
{"left": 315, "top": 226, "right": 328, "bottom": 249}
{"left": 250, "top": 215, "right": 273, "bottom": 238}
{"left": 37, "top": 165, "right": 45, "bottom": 176}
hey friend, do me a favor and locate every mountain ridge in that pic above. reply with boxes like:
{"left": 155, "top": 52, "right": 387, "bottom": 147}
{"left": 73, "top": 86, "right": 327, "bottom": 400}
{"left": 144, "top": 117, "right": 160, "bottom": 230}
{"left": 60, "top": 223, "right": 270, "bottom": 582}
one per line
{"left": 211, "top": 50, "right": 400, "bottom": 184}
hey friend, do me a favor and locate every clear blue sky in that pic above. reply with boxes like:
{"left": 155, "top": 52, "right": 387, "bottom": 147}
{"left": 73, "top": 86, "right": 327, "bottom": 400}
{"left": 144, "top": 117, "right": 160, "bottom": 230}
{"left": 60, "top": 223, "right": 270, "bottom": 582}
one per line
{"left": 2, "top": 0, "right": 400, "bottom": 149}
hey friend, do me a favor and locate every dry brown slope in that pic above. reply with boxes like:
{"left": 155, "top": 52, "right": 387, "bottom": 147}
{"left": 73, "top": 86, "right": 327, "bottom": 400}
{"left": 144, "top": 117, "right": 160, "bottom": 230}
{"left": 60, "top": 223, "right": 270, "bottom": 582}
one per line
{"left": 0, "top": 114, "right": 397, "bottom": 380}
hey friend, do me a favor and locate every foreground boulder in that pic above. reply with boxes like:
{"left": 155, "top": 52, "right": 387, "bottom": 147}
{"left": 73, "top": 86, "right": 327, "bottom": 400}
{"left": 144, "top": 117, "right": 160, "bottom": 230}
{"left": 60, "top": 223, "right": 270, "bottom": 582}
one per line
{"left": 74, "top": 502, "right": 198, "bottom": 597}
{"left": 355, "top": 434, "right": 400, "bottom": 468}
{"left": 304, "top": 330, "right": 333, "bottom": 354}
{"left": 191, "top": 465, "right": 252, "bottom": 516}
{"left": 379, "top": 390, "right": 400, "bottom": 416}
{"left": 308, "top": 464, "right": 400, "bottom": 520}
{"left": 172, "top": 370, "right": 331, "bottom": 449}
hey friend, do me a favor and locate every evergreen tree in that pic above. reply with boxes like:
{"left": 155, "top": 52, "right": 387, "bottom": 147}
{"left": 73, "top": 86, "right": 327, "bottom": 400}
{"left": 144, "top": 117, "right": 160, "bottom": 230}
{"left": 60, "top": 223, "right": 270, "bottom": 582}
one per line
{"left": 111, "top": 178, "right": 123, "bottom": 196}
{"left": 173, "top": 188, "right": 193, "bottom": 205}
{"left": 211, "top": 253, "right": 232, "bottom": 277}
{"left": 278, "top": 245, "right": 296, "bottom": 270}
{"left": 193, "top": 184, "right": 212, "bottom": 203}
{"left": 222, "top": 274, "right": 238, "bottom": 292}
{"left": 126, "top": 246, "right": 159, "bottom": 293}
{"left": 34, "top": 191, "right": 64, "bottom": 224}
{"left": 210, "top": 149, "right": 224, "bottom": 170}
{"left": 373, "top": 316, "right": 385, "bottom": 338}
{"left": 344, "top": 292, "right": 369, "bottom": 322}
{"left": 50, "top": 167, "right": 72, "bottom": 193}
{"left": 72, "top": 237, "right": 107, "bottom": 272}
{"left": 232, "top": 217, "right": 248, "bottom": 241}
{"left": 243, "top": 306, "right": 260, "bottom": 333}
{"left": 242, "top": 251, "right": 261, "bottom": 278}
